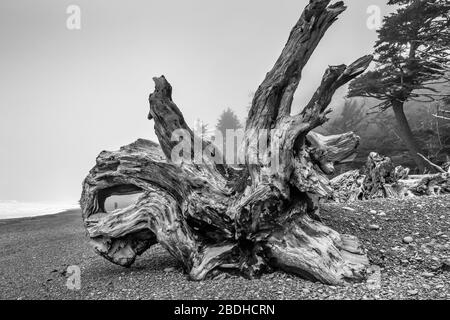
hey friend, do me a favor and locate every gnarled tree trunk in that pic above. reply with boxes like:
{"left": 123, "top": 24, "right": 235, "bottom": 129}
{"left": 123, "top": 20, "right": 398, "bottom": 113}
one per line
{"left": 80, "top": 0, "right": 374, "bottom": 285}
{"left": 392, "top": 101, "right": 427, "bottom": 172}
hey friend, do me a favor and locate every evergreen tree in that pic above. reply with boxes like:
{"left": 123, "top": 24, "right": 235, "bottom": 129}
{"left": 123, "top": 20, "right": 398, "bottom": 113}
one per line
{"left": 216, "top": 108, "right": 243, "bottom": 135}
{"left": 216, "top": 108, "right": 243, "bottom": 164}
{"left": 348, "top": 0, "right": 450, "bottom": 171}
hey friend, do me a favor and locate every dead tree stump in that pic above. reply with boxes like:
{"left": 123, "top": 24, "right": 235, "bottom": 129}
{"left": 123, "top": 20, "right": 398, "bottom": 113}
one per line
{"left": 80, "top": 0, "right": 374, "bottom": 285}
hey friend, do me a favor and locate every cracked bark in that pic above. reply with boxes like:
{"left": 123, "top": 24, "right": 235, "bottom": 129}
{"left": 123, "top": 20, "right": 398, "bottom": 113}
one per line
{"left": 80, "top": 0, "right": 373, "bottom": 285}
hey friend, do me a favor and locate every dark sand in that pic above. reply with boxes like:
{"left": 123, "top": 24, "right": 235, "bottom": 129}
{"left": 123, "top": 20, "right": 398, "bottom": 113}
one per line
{"left": 0, "top": 197, "right": 449, "bottom": 300}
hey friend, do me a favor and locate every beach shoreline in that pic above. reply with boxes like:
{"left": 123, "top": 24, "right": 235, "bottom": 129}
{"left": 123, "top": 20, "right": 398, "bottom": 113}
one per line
{"left": 0, "top": 201, "right": 80, "bottom": 221}
{"left": 0, "top": 197, "right": 449, "bottom": 300}
{"left": 0, "top": 208, "right": 80, "bottom": 223}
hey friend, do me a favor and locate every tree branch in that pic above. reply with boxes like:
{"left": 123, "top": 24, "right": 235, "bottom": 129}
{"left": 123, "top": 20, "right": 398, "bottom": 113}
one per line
{"left": 300, "top": 55, "right": 373, "bottom": 127}
{"left": 417, "top": 153, "right": 446, "bottom": 173}
{"left": 246, "top": 0, "right": 347, "bottom": 131}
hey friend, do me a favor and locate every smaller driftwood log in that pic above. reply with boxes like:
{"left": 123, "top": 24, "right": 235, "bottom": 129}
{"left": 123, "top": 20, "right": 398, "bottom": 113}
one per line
{"left": 331, "top": 152, "right": 450, "bottom": 202}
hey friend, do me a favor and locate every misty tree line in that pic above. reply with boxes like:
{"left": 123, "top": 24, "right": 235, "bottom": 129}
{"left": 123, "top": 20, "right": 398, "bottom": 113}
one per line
{"left": 199, "top": 93, "right": 449, "bottom": 174}
{"left": 320, "top": 97, "right": 450, "bottom": 174}
{"left": 198, "top": 0, "right": 450, "bottom": 174}
{"left": 348, "top": 0, "right": 450, "bottom": 172}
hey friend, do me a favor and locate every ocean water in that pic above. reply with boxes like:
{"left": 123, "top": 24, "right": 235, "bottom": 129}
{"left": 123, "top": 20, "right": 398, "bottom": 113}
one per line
{"left": 0, "top": 200, "right": 80, "bottom": 220}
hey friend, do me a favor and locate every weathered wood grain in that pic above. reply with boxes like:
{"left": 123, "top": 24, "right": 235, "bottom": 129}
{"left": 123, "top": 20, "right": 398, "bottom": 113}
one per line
{"left": 80, "top": 0, "right": 373, "bottom": 285}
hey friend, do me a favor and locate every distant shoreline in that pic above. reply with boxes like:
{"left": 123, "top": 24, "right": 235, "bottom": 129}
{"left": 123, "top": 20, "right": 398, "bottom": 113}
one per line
{"left": 0, "top": 207, "right": 80, "bottom": 222}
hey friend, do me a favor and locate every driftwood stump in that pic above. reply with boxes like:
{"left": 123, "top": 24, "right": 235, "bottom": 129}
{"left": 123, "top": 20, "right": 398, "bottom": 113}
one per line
{"left": 331, "top": 152, "right": 450, "bottom": 202}
{"left": 80, "top": 0, "right": 374, "bottom": 285}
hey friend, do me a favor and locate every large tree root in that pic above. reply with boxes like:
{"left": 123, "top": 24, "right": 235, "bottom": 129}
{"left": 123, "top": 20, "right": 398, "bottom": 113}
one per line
{"left": 80, "top": 0, "right": 373, "bottom": 285}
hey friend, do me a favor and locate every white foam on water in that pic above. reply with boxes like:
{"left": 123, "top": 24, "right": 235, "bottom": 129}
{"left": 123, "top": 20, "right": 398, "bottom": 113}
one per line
{"left": 0, "top": 200, "right": 80, "bottom": 220}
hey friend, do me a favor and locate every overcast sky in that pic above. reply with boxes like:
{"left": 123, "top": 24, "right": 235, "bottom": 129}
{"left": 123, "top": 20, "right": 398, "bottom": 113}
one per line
{"left": 0, "top": 0, "right": 392, "bottom": 203}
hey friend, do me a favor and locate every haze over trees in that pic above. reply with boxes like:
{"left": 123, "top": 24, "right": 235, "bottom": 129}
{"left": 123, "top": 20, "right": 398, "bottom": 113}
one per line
{"left": 216, "top": 108, "right": 243, "bottom": 135}
{"left": 215, "top": 108, "right": 243, "bottom": 163}
{"left": 322, "top": 97, "right": 450, "bottom": 172}
{"left": 348, "top": 0, "right": 450, "bottom": 171}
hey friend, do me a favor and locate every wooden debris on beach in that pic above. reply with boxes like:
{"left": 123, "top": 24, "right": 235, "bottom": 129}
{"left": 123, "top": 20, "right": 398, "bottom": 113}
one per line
{"left": 331, "top": 152, "right": 450, "bottom": 203}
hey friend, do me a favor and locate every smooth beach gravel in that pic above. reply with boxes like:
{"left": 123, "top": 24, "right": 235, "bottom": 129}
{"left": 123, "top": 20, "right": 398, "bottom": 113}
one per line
{"left": 0, "top": 196, "right": 449, "bottom": 300}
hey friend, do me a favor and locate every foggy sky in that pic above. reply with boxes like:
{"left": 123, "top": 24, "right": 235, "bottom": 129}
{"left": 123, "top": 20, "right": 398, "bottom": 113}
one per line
{"left": 0, "top": 0, "right": 392, "bottom": 203}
